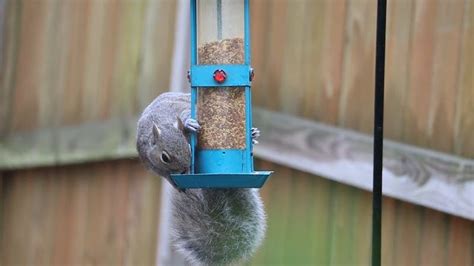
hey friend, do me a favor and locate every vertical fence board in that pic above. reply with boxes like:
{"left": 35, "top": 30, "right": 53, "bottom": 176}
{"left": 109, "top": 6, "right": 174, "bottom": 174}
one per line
{"left": 284, "top": 170, "right": 314, "bottom": 263}
{"left": 10, "top": 1, "right": 47, "bottom": 131}
{"left": 447, "top": 216, "right": 474, "bottom": 266}
{"left": 301, "top": 0, "right": 326, "bottom": 118}
{"left": 381, "top": 197, "right": 397, "bottom": 266}
{"left": 384, "top": 0, "right": 414, "bottom": 140}
{"left": 0, "top": 0, "right": 21, "bottom": 136}
{"left": 429, "top": 0, "right": 465, "bottom": 153}
{"left": 249, "top": 0, "right": 269, "bottom": 109}
{"left": 352, "top": 190, "right": 372, "bottom": 265}
{"left": 315, "top": 0, "right": 347, "bottom": 124}
{"left": 111, "top": 0, "right": 146, "bottom": 117}
{"left": 403, "top": 0, "right": 438, "bottom": 148}
{"left": 260, "top": 0, "right": 287, "bottom": 111}
{"left": 393, "top": 202, "right": 423, "bottom": 266}
{"left": 261, "top": 167, "right": 293, "bottom": 264}
{"left": 59, "top": 1, "right": 86, "bottom": 125}
{"left": 419, "top": 209, "right": 449, "bottom": 266}
{"left": 328, "top": 184, "right": 356, "bottom": 264}
{"left": 81, "top": 0, "right": 107, "bottom": 121}
{"left": 137, "top": 0, "right": 176, "bottom": 109}
{"left": 338, "top": 0, "right": 376, "bottom": 133}
{"left": 279, "top": 1, "right": 309, "bottom": 115}
{"left": 308, "top": 173, "right": 332, "bottom": 265}
{"left": 455, "top": 0, "right": 474, "bottom": 158}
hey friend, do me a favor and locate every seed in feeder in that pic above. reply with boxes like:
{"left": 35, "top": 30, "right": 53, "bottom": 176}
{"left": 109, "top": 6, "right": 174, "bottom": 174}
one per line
{"left": 197, "top": 37, "right": 246, "bottom": 149}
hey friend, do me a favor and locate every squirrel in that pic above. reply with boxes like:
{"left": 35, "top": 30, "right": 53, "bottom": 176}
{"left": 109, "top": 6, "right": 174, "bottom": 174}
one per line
{"left": 136, "top": 92, "right": 266, "bottom": 265}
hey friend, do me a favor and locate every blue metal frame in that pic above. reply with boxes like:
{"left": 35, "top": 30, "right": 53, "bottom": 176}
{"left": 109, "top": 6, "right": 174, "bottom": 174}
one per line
{"left": 170, "top": 0, "right": 272, "bottom": 188}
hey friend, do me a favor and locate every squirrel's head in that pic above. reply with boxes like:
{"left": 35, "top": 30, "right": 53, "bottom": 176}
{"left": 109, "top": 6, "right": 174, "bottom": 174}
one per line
{"left": 147, "top": 118, "right": 191, "bottom": 177}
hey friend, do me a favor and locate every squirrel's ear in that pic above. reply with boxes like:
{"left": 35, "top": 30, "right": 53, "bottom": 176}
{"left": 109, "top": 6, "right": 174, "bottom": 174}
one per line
{"left": 152, "top": 123, "right": 161, "bottom": 141}
{"left": 177, "top": 116, "right": 185, "bottom": 132}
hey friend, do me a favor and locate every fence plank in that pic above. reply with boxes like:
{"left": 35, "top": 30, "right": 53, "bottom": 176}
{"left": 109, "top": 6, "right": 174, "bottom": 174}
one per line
{"left": 314, "top": 0, "right": 347, "bottom": 124}
{"left": 263, "top": 166, "right": 293, "bottom": 264}
{"left": 308, "top": 173, "right": 332, "bottom": 265}
{"left": 301, "top": 0, "right": 325, "bottom": 118}
{"left": 0, "top": 0, "right": 21, "bottom": 136}
{"left": 429, "top": 0, "right": 465, "bottom": 153}
{"left": 137, "top": 0, "right": 176, "bottom": 109}
{"left": 393, "top": 202, "right": 423, "bottom": 266}
{"left": 10, "top": 1, "right": 47, "bottom": 131}
{"left": 257, "top": 0, "right": 287, "bottom": 111}
{"left": 111, "top": 0, "right": 146, "bottom": 117}
{"left": 352, "top": 190, "right": 372, "bottom": 265}
{"left": 403, "top": 0, "right": 437, "bottom": 148}
{"left": 384, "top": 0, "right": 414, "bottom": 140}
{"left": 455, "top": 0, "right": 474, "bottom": 158}
{"left": 338, "top": 0, "right": 376, "bottom": 133}
{"left": 447, "top": 216, "right": 474, "bottom": 266}
{"left": 81, "top": 0, "right": 107, "bottom": 121}
{"left": 328, "top": 183, "right": 356, "bottom": 264}
{"left": 381, "top": 197, "right": 397, "bottom": 266}
{"left": 418, "top": 209, "right": 449, "bottom": 266}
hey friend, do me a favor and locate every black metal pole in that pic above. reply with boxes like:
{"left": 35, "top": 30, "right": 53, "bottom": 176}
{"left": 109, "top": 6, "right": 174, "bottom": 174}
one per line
{"left": 372, "top": 0, "right": 386, "bottom": 265}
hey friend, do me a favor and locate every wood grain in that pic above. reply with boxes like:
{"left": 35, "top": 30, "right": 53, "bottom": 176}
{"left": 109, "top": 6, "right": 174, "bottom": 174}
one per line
{"left": 315, "top": 0, "right": 346, "bottom": 124}
{"left": 0, "top": 0, "right": 21, "bottom": 137}
{"left": 137, "top": 0, "right": 176, "bottom": 110}
{"left": 447, "top": 216, "right": 474, "bottom": 266}
{"left": 338, "top": 0, "right": 376, "bottom": 133}
{"left": 403, "top": 0, "right": 438, "bottom": 148}
{"left": 0, "top": 0, "right": 473, "bottom": 265}
{"left": 0, "top": 160, "right": 160, "bottom": 266}
{"left": 419, "top": 209, "right": 449, "bottom": 266}
{"left": 1, "top": 108, "right": 473, "bottom": 220}
{"left": 393, "top": 202, "right": 423, "bottom": 266}
{"left": 384, "top": 0, "right": 414, "bottom": 140}
{"left": 455, "top": 0, "right": 474, "bottom": 158}
{"left": 429, "top": 0, "right": 465, "bottom": 153}
{"left": 252, "top": 0, "right": 287, "bottom": 111}
{"left": 10, "top": 0, "right": 46, "bottom": 131}
{"left": 253, "top": 108, "right": 474, "bottom": 220}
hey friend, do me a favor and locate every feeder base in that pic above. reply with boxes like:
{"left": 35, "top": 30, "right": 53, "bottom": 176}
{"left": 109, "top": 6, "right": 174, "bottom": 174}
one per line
{"left": 170, "top": 171, "right": 272, "bottom": 189}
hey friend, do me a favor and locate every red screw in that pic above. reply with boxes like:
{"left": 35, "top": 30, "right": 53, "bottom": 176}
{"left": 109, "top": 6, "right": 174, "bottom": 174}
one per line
{"left": 213, "top": 69, "right": 227, "bottom": 84}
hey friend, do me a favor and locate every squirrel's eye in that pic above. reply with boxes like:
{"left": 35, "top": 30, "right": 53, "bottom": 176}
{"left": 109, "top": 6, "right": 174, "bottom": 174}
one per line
{"left": 161, "top": 151, "right": 171, "bottom": 164}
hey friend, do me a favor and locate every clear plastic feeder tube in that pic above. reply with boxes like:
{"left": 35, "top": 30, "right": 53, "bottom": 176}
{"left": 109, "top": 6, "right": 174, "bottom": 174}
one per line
{"left": 196, "top": 0, "right": 246, "bottom": 150}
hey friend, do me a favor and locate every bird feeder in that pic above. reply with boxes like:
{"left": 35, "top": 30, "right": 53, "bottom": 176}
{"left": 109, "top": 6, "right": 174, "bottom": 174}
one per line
{"left": 170, "top": 0, "right": 272, "bottom": 188}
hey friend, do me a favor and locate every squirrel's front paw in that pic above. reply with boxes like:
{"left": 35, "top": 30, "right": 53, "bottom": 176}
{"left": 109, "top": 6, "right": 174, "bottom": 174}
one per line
{"left": 185, "top": 118, "right": 201, "bottom": 133}
{"left": 251, "top": 127, "right": 260, "bottom": 145}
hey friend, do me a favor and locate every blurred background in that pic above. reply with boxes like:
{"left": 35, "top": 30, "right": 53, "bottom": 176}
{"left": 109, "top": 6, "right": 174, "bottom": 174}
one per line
{"left": 0, "top": 0, "right": 473, "bottom": 265}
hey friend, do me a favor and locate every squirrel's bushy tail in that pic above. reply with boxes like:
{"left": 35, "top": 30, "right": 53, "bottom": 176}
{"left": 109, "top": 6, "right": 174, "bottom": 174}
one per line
{"left": 170, "top": 189, "right": 266, "bottom": 266}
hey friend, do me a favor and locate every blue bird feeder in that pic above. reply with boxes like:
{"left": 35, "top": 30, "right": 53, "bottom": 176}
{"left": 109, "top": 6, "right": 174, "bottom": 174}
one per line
{"left": 170, "top": 0, "right": 272, "bottom": 189}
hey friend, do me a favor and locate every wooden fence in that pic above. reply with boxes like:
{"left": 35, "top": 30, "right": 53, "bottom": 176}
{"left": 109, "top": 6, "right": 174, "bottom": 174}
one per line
{"left": 251, "top": 0, "right": 473, "bottom": 158}
{"left": 1, "top": 0, "right": 473, "bottom": 265}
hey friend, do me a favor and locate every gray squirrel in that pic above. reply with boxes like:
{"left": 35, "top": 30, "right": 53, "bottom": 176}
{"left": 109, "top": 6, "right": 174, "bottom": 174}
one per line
{"left": 136, "top": 92, "right": 266, "bottom": 265}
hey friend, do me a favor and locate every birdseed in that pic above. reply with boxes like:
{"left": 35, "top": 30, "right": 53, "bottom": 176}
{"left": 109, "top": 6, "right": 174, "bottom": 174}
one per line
{"left": 197, "top": 38, "right": 246, "bottom": 149}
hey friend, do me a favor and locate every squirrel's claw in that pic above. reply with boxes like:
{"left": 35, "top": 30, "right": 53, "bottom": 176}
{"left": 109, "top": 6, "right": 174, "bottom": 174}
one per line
{"left": 184, "top": 118, "right": 201, "bottom": 133}
{"left": 251, "top": 127, "right": 260, "bottom": 145}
